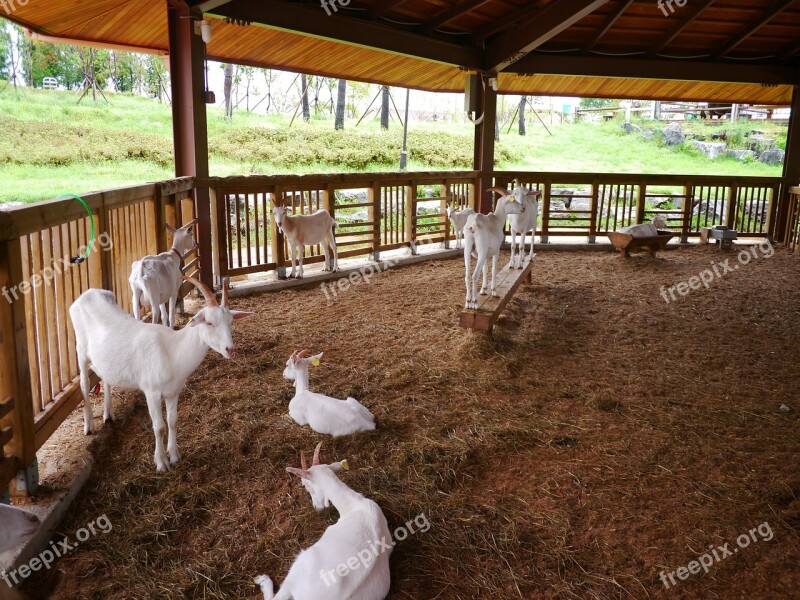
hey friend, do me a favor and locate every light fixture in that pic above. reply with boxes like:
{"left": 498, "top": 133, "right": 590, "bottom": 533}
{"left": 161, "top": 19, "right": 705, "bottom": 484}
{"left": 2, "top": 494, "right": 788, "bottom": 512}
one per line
{"left": 194, "top": 19, "right": 212, "bottom": 44}
{"left": 488, "top": 77, "right": 499, "bottom": 91}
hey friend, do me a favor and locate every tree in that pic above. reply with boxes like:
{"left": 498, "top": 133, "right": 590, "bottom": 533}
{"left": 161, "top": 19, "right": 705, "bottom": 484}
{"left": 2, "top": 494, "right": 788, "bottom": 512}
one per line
{"left": 240, "top": 66, "right": 256, "bottom": 111}
{"left": 518, "top": 96, "right": 527, "bottom": 136}
{"left": 335, "top": 79, "right": 346, "bottom": 130}
{"left": 580, "top": 98, "right": 614, "bottom": 109}
{"left": 380, "top": 85, "right": 390, "bottom": 130}
{"left": 300, "top": 73, "right": 310, "bottom": 122}
{"left": 223, "top": 63, "right": 234, "bottom": 120}
{"left": 0, "top": 21, "right": 10, "bottom": 77}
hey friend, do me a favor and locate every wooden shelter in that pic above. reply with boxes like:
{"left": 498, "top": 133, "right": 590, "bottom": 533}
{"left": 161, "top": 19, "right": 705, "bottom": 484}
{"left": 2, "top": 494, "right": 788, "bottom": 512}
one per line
{"left": 2, "top": 0, "right": 800, "bottom": 496}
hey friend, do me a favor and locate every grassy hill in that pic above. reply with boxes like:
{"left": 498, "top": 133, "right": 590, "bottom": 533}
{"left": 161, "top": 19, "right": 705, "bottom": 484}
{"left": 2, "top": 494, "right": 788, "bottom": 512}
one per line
{"left": 0, "top": 86, "right": 787, "bottom": 203}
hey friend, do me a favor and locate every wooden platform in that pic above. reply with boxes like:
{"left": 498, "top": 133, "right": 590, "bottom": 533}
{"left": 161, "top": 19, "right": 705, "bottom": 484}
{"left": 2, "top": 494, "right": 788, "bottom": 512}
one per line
{"left": 459, "top": 256, "right": 534, "bottom": 334}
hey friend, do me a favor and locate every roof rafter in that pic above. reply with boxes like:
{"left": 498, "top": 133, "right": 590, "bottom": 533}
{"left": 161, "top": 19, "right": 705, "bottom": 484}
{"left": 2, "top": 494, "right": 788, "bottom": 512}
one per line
{"left": 649, "top": 0, "right": 715, "bottom": 54}
{"left": 209, "top": 0, "right": 483, "bottom": 68}
{"left": 583, "top": 0, "right": 634, "bottom": 52}
{"left": 369, "top": 0, "right": 407, "bottom": 19}
{"left": 419, "top": 0, "right": 491, "bottom": 35}
{"left": 712, "top": 0, "right": 797, "bottom": 59}
{"left": 485, "top": 0, "right": 611, "bottom": 72}
{"left": 510, "top": 53, "right": 800, "bottom": 85}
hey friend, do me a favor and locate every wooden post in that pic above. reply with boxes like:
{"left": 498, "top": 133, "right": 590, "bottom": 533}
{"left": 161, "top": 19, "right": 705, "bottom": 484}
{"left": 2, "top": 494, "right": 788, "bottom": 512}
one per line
{"left": 368, "top": 182, "right": 381, "bottom": 260}
{"left": 726, "top": 184, "right": 738, "bottom": 230}
{"left": 0, "top": 239, "right": 38, "bottom": 496}
{"left": 168, "top": 3, "right": 212, "bottom": 288}
{"left": 775, "top": 86, "right": 800, "bottom": 243}
{"left": 681, "top": 182, "right": 693, "bottom": 242}
{"left": 323, "top": 184, "right": 336, "bottom": 269}
{"left": 635, "top": 182, "right": 647, "bottom": 225}
{"left": 588, "top": 180, "right": 599, "bottom": 243}
{"left": 473, "top": 80, "right": 497, "bottom": 214}
{"left": 442, "top": 180, "right": 451, "bottom": 249}
{"left": 271, "top": 188, "right": 286, "bottom": 278}
{"left": 405, "top": 182, "right": 417, "bottom": 254}
{"left": 541, "top": 181, "right": 551, "bottom": 244}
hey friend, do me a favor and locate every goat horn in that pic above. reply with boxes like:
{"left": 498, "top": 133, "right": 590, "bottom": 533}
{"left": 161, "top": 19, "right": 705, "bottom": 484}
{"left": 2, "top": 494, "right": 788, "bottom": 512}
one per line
{"left": 182, "top": 276, "right": 218, "bottom": 307}
{"left": 312, "top": 441, "right": 323, "bottom": 466}
{"left": 297, "top": 349, "right": 310, "bottom": 358}
{"left": 183, "top": 218, "right": 199, "bottom": 229}
{"left": 222, "top": 277, "right": 230, "bottom": 307}
{"left": 487, "top": 186, "right": 512, "bottom": 196}
{"left": 300, "top": 451, "right": 308, "bottom": 471}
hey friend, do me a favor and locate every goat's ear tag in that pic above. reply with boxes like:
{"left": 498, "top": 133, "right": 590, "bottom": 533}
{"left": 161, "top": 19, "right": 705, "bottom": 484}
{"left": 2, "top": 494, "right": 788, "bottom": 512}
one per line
{"left": 311, "top": 357, "right": 320, "bottom": 367}
{"left": 340, "top": 459, "right": 350, "bottom": 471}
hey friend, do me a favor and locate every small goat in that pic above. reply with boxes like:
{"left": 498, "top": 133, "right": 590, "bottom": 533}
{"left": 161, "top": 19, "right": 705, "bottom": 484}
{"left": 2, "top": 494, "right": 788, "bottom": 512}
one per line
{"left": 283, "top": 350, "right": 375, "bottom": 437}
{"left": 620, "top": 215, "right": 668, "bottom": 238}
{"left": 272, "top": 206, "right": 338, "bottom": 279}
{"left": 0, "top": 504, "right": 40, "bottom": 554}
{"left": 130, "top": 220, "right": 197, "bottom": 328}
{"left": 506, "top": 184, "right": 541, "bottom": 269}
{"left": 70, "top": 278, "right": 252, "bottom": 471}
{"left": 463, "top": 189, "right": 525, "bottom": 309}
{"left": 254, "top": 443, "right": 391, "bottom": 600}
{"left": 445, "top": 206, "right": 476, "bottom": 250}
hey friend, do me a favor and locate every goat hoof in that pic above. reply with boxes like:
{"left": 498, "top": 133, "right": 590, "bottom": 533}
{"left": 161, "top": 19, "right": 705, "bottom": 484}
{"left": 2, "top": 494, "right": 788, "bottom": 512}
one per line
{"left": 104, "top": 416, "right": 114, "bottom": 424}
{"left": 169, "top": 450, "right": 182, "bottom": 465}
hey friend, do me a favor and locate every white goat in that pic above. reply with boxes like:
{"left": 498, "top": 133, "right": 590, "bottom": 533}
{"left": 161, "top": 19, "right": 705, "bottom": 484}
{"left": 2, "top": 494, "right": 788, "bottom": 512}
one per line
{"left": 463, "top": 189, "right": 525, "bottom": 309}
{"left": 255, "top": 443, "right": 391, "bottom": 600}
{"left": 272, "top": 206, "right": 338, "bottom": 279}
{"left": 69, "top": 278, "right": 252, "bottom": 471}
{"left": 282, "top": 350, "right": 375, "bottom": 437}
{"left": 506, "top": 185, "right": 541, "bottom": 268}
{"left": 445, "top": 206, "right": 475, "bottom": 250}
{"left": 620, "top": 215, "right": 668, "bottom": 238}
{"left": 0, "top": 503, "right": 40, "bottom": 554}
{"left": 130, "top": 220, "right": 197, "bottom": 329}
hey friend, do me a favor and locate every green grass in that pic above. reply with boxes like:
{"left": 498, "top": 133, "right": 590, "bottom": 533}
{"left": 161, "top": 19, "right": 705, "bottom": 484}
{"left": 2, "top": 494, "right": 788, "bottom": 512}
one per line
{"left": 0, "top": 86, "right": 787, "bottom": 203}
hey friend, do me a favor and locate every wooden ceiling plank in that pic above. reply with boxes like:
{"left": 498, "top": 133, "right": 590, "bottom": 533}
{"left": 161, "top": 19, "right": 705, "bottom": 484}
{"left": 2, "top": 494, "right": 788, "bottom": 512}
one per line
{"left": 485, "top": 0, "right": 611, "bottom": 72}
{"left": 650, "top": 0, "right": 716, "bottom": 54}
{"left": 583, "top": 0, "right": 635, "bottom": 52}
{"left": 419, "top": 0, "right": 492, "bottom": 34}
{"left": 713, "top": 0, "right": 797, "bottom": 58}
{"left": 209, "top": 0, "right": 482, "bottom": 68}
{"left": 471, "top": 1, "right": 542, "bottom": 42}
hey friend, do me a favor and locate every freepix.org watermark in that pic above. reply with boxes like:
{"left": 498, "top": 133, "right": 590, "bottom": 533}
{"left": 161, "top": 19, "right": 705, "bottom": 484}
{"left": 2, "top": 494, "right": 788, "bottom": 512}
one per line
{"left": 659, "top": 521, "right": 774, "bottom": 589}
{"left": 1, "top": 514, "right": 113, "bottom": 588}
{"left": 320, "top": 0, "right": 349, "bottom": 16}
{"left": 657, "top": 0, "right": 686, "bottom": 17}
{"left": 319, "top": 512, "right": 431, "bottom": 587}
{"left": 659, "top": 239, "right": 774, "bottom": 304}
{"left": 0, "top": 0, "right": 28, "bottom": 16}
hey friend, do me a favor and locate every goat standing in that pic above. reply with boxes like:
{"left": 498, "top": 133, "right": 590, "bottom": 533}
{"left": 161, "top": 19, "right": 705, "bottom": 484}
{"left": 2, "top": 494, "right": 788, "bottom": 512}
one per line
{"left": 70, "top": 278, "right": 252, "bottom": 471}
{"left": 129, "top": 220, "right": 197, "bottom": 328}
{"left": 445, "top": 206, "right": 475, "bottom": 250}
{"left": 507, "top": 186, "right": 541, "bottom": 268}
{"left": 272, "top": 206, "right": 338, "bottom": 279}
{"left": 255, "top": 443, "right": 391, "bottom": 600}
{"left": 463, "top": 190, "right": 525, "bottom": 309}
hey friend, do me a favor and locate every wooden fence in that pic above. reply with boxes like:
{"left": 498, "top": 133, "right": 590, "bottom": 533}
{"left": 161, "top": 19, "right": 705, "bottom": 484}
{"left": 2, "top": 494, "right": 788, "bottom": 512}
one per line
{"left": 0, "top": 169, "right": 788, "bottom": 497}
{"left": 0, "top": 178, "right": 198, "bottom": 497}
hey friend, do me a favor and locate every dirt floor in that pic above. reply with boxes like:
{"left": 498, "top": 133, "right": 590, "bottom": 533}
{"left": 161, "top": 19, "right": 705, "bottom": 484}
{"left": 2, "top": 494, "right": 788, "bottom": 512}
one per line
{"left": 20, "top": 244, "right": 800, "bottom": 600}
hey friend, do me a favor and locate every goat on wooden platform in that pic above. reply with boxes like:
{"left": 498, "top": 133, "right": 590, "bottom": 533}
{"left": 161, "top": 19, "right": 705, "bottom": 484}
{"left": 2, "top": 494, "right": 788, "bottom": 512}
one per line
{"left": 506, "top": 183, "right": 541, "bottom": 269}
{"left": 272, "top": 205, "right": 338, "bottom": 279}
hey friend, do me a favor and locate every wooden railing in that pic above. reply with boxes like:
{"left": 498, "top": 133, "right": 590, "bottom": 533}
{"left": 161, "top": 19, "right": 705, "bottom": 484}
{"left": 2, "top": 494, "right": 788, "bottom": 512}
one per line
{"left": 0, "top": 169, "right": 787, "bottom": 498}
{"left": 0, "top": 178, "right": 198, "bottom": 497}
{"left": 203, "top": 172, "right": 477, "bottom": 279}
{"left": 786, "top": 186, "right": 800, "bottom": 252}
{"left": 493, "top": 172, "right": 781, "bottom": 243}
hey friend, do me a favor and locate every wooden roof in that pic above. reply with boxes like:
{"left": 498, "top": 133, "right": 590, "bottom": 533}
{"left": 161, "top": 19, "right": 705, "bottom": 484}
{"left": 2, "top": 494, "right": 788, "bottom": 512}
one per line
{"left": 7, "top": 0, "right": 800, "bottom": 103}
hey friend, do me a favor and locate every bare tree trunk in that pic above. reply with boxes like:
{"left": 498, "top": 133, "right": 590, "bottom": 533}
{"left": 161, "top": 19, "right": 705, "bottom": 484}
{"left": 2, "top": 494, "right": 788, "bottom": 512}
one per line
{"left": 495, "top": 114, "right": 500, "bottom": 142}
{"left": 519, "top": 96, "right": 527, "bottom": 136}
{"left": 301, "top": 74, "right": 310, "bottom": 122}
{"left": 380, "top": 85, "right": 390, "bottom": 130}
{"left": 335, "top": 79, "right": 346, "bottom": 130}
{"left": 223, "top": 63, "right": 234, "bottom": 120}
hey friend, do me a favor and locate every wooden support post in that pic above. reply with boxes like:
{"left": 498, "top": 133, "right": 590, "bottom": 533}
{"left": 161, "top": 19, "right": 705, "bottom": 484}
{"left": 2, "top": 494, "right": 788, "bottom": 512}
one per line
{"left": 635, "top": 182, "right": 647, "bottom": 225}
{"left": 368, "top": 182, "right": 381, "bottom": 260}
{"left": 0, "top": 239, "right": 38, "bottom": 496}
{"left": 442, "top": 180, "right": 451, "bottom": 249}
{"left": 473, "top": 79, "right": 497, "bottom": 215}
{"left": 775, "top": 86, "right": 800, "bottom": 243}
{"left": 726, "top": 184, "right": 738, "bottom": 230}
{"left": 168, "top": 3, "right": 212, "bottom": 288}
{"left": 323, "top": 184, "right": 336, "bottom": 269}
